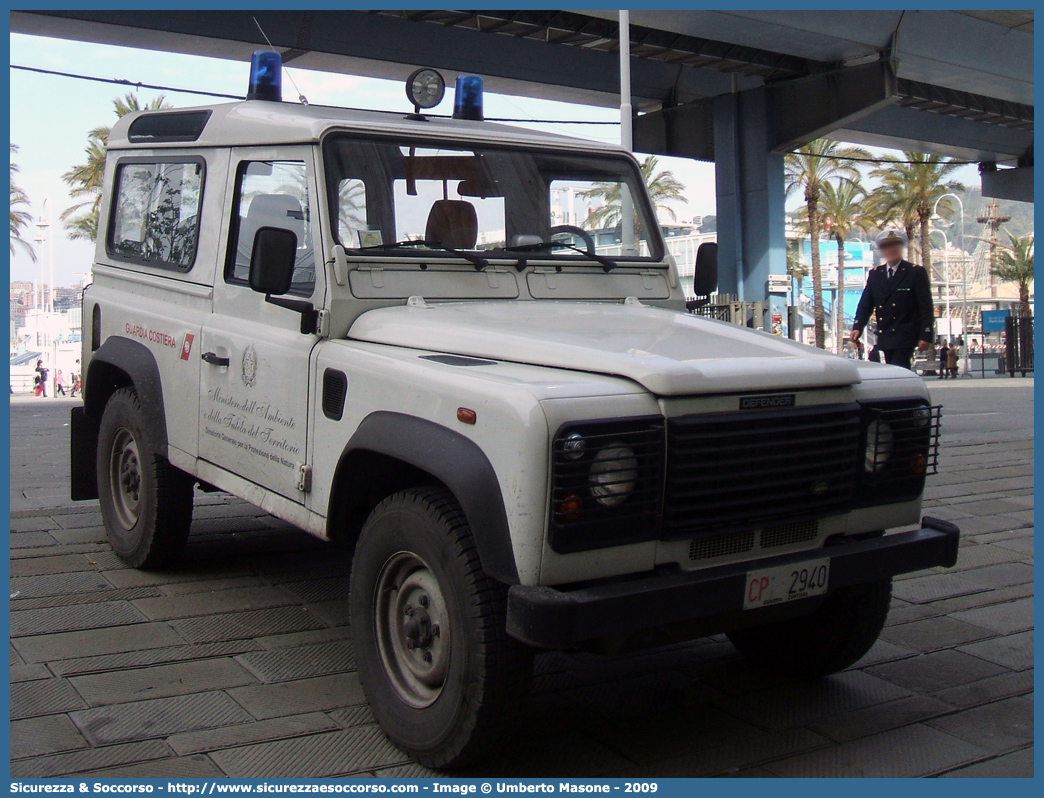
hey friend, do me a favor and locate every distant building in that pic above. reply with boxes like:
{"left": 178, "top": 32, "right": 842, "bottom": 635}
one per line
{"left": 53, "top": 286, "right": 83, "bottom": 313}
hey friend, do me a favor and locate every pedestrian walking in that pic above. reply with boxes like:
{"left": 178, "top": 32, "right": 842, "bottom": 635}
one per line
{"left": 34, "top": 360, "right": 49, "bottom": 398}
{"left": 947, "top": 343, "right": 959, "bottom": 378}
{"left": 850, "top": 230, "right": 934, "bottom": 369}
{"left": 55, "top": 370, "right": 66, "bottom": 396}
{"left": 939, "top": 342, "right": 950, "bottom": 379}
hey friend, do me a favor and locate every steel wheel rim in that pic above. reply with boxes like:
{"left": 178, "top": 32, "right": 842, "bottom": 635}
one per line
{"left": 373, "top": 550, "right": 450, "bottom": 708}
{"left": 109, "top": 427, "right": 142, "bottom": 530}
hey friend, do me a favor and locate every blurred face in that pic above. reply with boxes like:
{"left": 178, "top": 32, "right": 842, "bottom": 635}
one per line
{"left": 880, "top": 242, "right": 903, "bottom": 263}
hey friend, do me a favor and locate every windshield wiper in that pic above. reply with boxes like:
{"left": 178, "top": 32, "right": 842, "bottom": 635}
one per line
{"left": 351, "top": 239, "right": 489, "bottom": 271}
{"left": 502, "top": 240, "right": 617, "bottom": 272}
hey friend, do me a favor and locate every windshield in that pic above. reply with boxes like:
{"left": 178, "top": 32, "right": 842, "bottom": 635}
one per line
{"left": 322, "top": 135, "right": 664, "bottom": 262}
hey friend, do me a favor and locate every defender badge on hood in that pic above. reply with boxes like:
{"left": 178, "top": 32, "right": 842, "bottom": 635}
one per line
{"left": 740, "top": 394, "right": 795, "bottom": 411}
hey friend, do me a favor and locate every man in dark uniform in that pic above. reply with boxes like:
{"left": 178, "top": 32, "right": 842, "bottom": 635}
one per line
{"left": 850, "top": 229, "right": 934, "bottom": 368}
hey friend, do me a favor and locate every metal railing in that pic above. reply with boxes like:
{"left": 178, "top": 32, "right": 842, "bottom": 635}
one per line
{"left": 1004, "top": 315, "right": 1034, "bottom": 377}
{"left": 689, "top": 294, "right": 766, "bottom": 330}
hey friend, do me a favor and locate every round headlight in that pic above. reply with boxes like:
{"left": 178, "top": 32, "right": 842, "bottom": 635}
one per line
{"left": 589, "top": 443, "right": 639, "bottom": 507}
{"left": 406, "top": 68, "right": 446, "bottom": 110}
{"left": 911, "top": 405, "right": 931, "bottom": 428}
{"left": 562, "top": 433, "right": 586, "bottom": 461}
{"left": 865, "top": 419, "right": 894, "bottom": 473}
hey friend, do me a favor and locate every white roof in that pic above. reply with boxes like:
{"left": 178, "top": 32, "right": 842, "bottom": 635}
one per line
{"left": 107, "top": 100, "right": 625, "bottom": 153}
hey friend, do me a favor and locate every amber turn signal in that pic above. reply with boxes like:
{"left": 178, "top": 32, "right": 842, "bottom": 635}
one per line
{"left": 457, "top": 407, "right": 477, "bottom": 425}
{"left": 909, "top": 454, "right": 927, "bottom": 475}
{"left": 556, "top": 491, "right": 583, "bottom": 522}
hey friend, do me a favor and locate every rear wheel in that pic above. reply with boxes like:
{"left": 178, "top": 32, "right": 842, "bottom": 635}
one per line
{"left": 726, "top": 579, "right": 893, "bottom": 679}
{"left": 96, "top": 387, "right": 194, "bottom": 568}
{"left": 350, "top": 487, "right": 532, "bottom": 769}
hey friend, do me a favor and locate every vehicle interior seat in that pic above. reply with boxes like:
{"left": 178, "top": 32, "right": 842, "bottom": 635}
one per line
{"left": 425, "top": 199, "right": 478, "bottom": 250}
{"left": 235, "top": 194, "right": 307, "bottom": 282}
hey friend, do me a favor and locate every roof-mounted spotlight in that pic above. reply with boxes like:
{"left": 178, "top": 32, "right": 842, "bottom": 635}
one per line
{"left": 406, "top": 68, "right": 446, "bottom": 118}
{"left": 247, "top": 49, "right": 282, "bottom": 102}
{"left": 453, "top": 74, "right": 484, "bottom": 121}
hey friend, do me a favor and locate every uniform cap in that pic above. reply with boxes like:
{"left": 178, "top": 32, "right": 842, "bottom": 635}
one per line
{"left": 876, "top": 229, "right": 908, "bottom": 247}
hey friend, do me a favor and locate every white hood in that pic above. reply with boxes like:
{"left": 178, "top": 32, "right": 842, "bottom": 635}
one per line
{"left": 349, "top": 301, "right": 863, "bottom": 396}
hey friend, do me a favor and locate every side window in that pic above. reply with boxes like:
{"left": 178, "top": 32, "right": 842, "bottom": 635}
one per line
{"left": 109, "top": 160, "right": 203, "bottom": 270}
{"left": 229, "top": 160, "right": 315, "bottom": 296}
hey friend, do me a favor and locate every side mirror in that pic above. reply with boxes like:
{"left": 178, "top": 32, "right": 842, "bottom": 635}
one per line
{"left": 249, "top": 227, "right": 297, "bottom": 296}
{"left": 694, "top": 242, "right": 718, "bottom": 297}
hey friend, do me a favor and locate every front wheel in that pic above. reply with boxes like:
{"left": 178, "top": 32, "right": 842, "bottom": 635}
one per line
{"left": 96, "top": 387, "right": 194, "bottom": 568}
{"left": 726, "top": 579, "right": 892, "bottom": 680}
{"left": 349, "top": 488, "right": 532, "bottom": 769}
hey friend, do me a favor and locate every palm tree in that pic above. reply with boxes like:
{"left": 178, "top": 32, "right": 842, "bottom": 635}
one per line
{"left": 10, "top": 144, "right": 36, "bottom": 261}
{"left": 871, "top": 152, "right": 964, "bottom": 278}
{"left": 784, "top": 139, "right": 870, "bottom": 349}
{"left": 580, "top": 155, "right": 687, "bottom": 233}
{"left": 991, "top": 233, "right": 1034, "bottom": 318}
{"left": 820, "top": 178, "right": 872, "bottom": 353}
{"left": 62, "top": 93, "right": 171, "bottom": 241}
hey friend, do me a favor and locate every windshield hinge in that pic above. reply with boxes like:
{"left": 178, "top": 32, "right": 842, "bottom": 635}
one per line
{"left": 407, "top": 296, "right": 433, "bottom": 309}
{"left": 315, "top": 309, "right": 330, "bottom": 338}
{"left": 623, "top": 296, "right": 645, "bottom": 307}
{"left": 330, "top": 244, "right": 349, "bottom": 286}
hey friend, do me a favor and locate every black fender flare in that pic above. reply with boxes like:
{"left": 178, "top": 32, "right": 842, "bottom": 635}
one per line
{"left": 333, "top": 411, "right": 519, "bottom": 584}
{"left": 85, "top": 336, "right": 169, "bottom": 456}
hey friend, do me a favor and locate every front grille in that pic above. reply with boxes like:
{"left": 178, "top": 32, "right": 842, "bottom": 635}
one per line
{"left": 687, "top": 520, "right": 820, "bottom": 561}
{"left": 549, "top": 417, "right": 664, "bottom": 553}
{"left": 761, "top": 519, "right": 820, "bottom": 549}
{"left": 664, "top": 404, "right": 862, "bottom": 540}
{"left": 689, "top": 530, "right": 755, "bottom": 561}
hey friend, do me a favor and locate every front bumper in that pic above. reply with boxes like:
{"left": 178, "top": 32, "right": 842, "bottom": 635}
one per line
{"left": 507, "top": 517, "right": 960, "bottom": 649}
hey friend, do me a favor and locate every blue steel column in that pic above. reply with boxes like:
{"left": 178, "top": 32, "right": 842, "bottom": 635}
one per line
{"left": 713, "top": 88, "right": 787, "bottom": 332}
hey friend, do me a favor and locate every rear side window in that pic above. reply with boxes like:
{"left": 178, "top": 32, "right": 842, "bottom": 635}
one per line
{"left": 108, "top": 159, "right": 204, "bottom": 271}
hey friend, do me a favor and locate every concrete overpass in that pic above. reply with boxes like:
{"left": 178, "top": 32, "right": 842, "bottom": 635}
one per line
{"left": 11, "top": 9, "right": 1033, "bottom": 306}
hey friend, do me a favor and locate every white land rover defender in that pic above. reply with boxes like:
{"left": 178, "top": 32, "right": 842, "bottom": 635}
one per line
{"left": 71, "top": 56, "right": 959, "bottom": 768}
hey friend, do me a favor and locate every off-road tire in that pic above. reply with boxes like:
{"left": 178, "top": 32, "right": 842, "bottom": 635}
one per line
{"left": 349, "top": 487, "right": 532, "bottom": 769}
{"left": 726, "top": 579, "right": 893, "bottom": 680}
{"left": 96, "top": 387, "right": 194, "bottom": 568}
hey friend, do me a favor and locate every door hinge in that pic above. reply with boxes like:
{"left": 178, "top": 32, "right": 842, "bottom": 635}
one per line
{"left": 316, "top": 309, "right": 330, "bottom": 337}
{"left": 297, "top": 464, "right": 313, "bottom": 493}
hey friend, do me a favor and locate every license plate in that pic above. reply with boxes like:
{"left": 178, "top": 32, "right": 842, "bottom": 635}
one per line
{"left": 743, "top": 558, "right": 830, "bottom": 610}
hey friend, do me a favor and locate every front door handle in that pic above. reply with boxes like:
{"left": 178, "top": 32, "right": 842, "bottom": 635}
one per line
{"left": 202, "top": 352, "right": 230, "bottom": 367}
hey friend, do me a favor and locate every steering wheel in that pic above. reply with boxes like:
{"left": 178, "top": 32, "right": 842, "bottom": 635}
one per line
{"left": 550, "top": 224, "right": 596, "bottom": 254}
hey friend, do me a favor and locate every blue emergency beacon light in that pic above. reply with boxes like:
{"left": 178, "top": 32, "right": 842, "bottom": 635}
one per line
{"left": 247, "top": 50, "right": 283, "bottom": 102}
{"left": 452, "top": 75, "right": 484, "bottom": 121}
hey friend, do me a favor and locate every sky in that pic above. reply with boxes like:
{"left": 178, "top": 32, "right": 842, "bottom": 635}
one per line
{"left": 9, "top": 31, "right": 982, "bottom": 287}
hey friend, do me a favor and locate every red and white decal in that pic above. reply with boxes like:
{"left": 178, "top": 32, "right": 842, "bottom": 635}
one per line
{"left": 181, "top": 333, "right": 195, "bottom": 361}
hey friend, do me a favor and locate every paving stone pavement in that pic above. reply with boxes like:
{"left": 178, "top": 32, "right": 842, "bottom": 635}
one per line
{"left": 8, "top": 383, "right": 1033, "bottom": 777}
